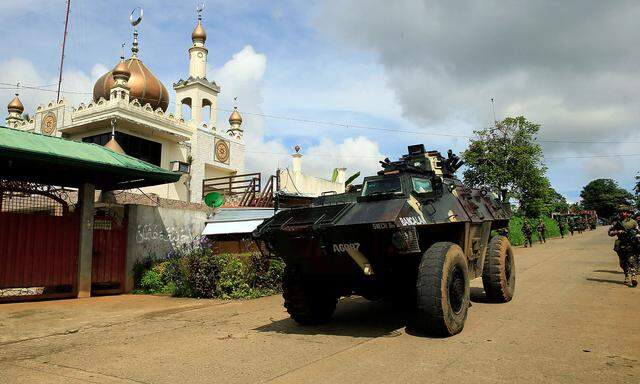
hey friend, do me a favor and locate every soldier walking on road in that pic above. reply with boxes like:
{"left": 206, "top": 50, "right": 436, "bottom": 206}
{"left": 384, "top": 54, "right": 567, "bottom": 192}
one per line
{"left": 557, "top": 218, "right": 566, "bottom": 238}
{"left": 569, "top": 219, "right": 575, "bottom": 236}
{"left": 537, "top": 219, "right": 546, "bottom": 243}
{"left": 522, "top": 220, "right": 534, "bottom": 248}
{"left": 608, "top": 205, "right": 639, "bottom": 287}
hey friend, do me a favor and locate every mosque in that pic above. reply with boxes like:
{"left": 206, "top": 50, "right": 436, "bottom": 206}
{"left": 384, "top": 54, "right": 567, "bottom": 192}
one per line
{"left": 4, "top": 10, "right": 245, "bottom": 204}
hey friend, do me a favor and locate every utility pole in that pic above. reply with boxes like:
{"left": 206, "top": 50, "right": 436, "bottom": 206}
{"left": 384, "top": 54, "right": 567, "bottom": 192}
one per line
{"left": 56, "top": 0, "right": 71, "bottom": 102}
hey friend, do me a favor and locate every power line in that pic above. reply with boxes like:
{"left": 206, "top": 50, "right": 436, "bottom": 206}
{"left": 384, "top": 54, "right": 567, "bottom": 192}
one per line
{"left": 3, "top": 81, "right": 640, "bottom": 145}
{"left": 242, "top": 149, "right": 640, "bottom": 161}
{"left": 545, "top": 153, "right": 640, "bottom": 160}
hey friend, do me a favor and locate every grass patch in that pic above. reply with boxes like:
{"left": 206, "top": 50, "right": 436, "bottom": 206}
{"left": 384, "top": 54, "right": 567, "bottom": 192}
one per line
{"left": 507, "top": 215, "right": 562, "bottom": 246}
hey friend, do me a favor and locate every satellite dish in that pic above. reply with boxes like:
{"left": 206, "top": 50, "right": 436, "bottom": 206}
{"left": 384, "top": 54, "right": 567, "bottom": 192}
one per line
{"left": 130, "top": 7, "right": 143, "bottom": 27}
{"left": 204, "top": 192, "right": 225, "bottom": 208}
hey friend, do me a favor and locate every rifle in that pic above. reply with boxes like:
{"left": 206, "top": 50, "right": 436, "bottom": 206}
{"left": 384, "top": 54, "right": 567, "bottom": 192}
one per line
{"left": 611, "top": 220, "right": 640, "bottom": 251}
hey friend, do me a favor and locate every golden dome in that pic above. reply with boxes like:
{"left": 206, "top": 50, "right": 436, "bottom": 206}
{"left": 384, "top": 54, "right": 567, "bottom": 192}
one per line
{"left": 112, "top": 59, "right": 131, "bottom": 82}
{"left": 105, "top": 137, "right": 125, "bottom": 154}
{"left": 192, "top": 21, "right": 206, "bottom": 42}
{"left": 93, "top": 57, "right": 169, "bottom": 111}
{"left": 229, "top": 107, "right": 242, "bottom": 125}
{"left": 7, "top": 93, "right": 24, "bottom": 114}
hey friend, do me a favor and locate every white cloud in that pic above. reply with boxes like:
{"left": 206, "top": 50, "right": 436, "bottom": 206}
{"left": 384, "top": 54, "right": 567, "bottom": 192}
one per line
{"left": 211, "top": 45, "right": 267, "bottom": 136}
{"left": 300, "top": 137, "right": 384, "bottom": 182}
{"left": 0, "top": 58, "right": 48, "bottom": 114}
{"left": 211, "top": 45, "right": 387, "bottom": 182}
{"left": 0, "top": 57, "right": 106, "bottom": 117}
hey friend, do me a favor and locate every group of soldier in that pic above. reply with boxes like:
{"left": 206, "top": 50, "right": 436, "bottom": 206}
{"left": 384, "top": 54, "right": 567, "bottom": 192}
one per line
{"left": 521, "top": 215, "right": 595, "bottom": 248}
{"left": 520, "top": 219, "right": 547, "bottom": 248}
{"left": 518, "top": 206, "right": 639, "bottom": 288}
{"left": 608, "top": 205, "right": 640, "bottom": 288}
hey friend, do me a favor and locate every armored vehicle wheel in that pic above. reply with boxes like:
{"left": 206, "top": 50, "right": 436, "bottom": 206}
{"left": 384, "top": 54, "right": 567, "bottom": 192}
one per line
{"left": 414, "top": 242, "right": 470, "bottom": 336}
{"left": 282, "top": 266, "right": 337, "bottom": 325}
{"left": 482, "top": 235, "right": 515, "bottom": 302}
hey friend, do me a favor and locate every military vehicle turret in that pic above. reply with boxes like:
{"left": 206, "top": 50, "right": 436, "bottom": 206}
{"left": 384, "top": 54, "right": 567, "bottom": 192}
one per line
{"left": 253, "top": 144, "right": 514, "bottom": 336}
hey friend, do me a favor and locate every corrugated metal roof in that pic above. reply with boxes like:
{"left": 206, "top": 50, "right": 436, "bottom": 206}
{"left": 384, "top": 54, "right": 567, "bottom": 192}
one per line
{"left": 202, "top": 220, "right": 266, "bottom": 235}
{"left": 207, "top": 207, "right": 276, "bottom": 223}
{"left": 0, "top": 126, "right": 181, "bottom": 189}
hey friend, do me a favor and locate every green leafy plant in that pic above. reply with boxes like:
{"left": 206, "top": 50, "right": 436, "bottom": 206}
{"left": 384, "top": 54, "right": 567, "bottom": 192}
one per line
{"left": 132, "top": 238, "right": 284, "bottom": 300}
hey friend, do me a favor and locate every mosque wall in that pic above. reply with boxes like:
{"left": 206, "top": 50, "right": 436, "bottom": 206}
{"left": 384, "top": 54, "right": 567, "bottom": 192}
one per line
{"left": 124, "top": 204, "right": 208, "bottom": 292}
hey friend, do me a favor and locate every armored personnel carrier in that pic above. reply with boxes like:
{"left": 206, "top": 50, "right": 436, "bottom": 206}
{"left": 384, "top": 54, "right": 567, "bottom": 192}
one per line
{"left": 253, "top": 144, "right": 514, "bottom": 336}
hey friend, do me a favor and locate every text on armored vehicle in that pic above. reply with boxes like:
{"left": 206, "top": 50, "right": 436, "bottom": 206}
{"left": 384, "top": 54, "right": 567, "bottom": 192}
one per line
{"left": 333, "top": 243, "right": 361, "bottom": 252}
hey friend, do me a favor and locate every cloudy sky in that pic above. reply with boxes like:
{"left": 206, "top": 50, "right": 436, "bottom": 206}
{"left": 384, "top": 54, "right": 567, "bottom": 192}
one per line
{"left": 1, "top": 0, "right": 638, "bottom": 201}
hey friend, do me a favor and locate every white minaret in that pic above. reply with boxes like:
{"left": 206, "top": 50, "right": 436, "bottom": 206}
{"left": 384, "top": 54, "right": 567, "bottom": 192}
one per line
{"left": 173, "top": 5, "right": 220, "bottom": 128}
{"left": 189, "top": 5, "right": 208, "bottom": 79}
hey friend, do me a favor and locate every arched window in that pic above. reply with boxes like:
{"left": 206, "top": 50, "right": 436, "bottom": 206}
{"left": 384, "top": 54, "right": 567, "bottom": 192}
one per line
{"left": 181, "top": 98, "right": 192, "bottom": 121}
{"left": 202, "top": 99, "right": 212, "bottom": 126}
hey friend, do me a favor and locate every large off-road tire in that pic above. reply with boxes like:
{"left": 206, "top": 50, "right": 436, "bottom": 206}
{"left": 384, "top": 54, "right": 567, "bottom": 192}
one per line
{"left": 482, "top": 235, "right": 516, "bottom": 302}
{"left": 414, "top": 242, "right": 470, "bottom": 336}
{"left": 282, "top": 266, "right": 337, "bottom": 325}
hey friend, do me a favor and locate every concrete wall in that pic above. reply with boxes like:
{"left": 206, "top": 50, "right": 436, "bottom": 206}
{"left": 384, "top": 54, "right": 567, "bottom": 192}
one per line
{"left": 279, "top": 168, "right": 345, "bottom": 196}
{"left": 124, "top": 204, "right": 207, "bottom": 292}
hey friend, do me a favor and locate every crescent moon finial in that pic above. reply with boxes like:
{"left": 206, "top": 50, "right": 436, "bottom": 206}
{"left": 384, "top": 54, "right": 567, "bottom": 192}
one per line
{"left": 130, "top": 7, "right": 143, "bottom": 27}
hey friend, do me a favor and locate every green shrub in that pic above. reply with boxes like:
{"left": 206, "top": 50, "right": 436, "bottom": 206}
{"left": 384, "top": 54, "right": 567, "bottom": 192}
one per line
{"left": 139, "top": 269, "right": 165, "bottom": 293}
{"left": 132, "top": 238, "right": 284, "bottom": 299}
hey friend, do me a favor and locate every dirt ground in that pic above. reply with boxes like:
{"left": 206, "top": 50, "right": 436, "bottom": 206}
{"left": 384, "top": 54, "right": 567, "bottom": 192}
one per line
{"left": 1, "top": 227, "right": 638, "bottom": 383}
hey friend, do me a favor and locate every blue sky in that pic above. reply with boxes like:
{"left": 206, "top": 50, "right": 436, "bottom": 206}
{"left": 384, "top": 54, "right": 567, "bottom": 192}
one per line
{"left": 1, "top": 1, "right": 638, "bottom": 202}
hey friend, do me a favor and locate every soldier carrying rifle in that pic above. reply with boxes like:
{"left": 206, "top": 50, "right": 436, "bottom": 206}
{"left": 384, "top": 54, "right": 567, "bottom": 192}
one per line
{"left": 522, "top": 219, "right": 534, "bottom": 248}
{"left": 537, "top": 219, "right": 546, "bottom": 243}
{"left": 608, "top": 205, "right": 640, "bottom": 287}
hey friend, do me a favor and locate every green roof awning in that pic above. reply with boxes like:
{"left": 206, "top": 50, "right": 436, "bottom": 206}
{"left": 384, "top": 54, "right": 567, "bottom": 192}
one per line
{"left": 0, "top": 126, "right": 181, "bottom": 189}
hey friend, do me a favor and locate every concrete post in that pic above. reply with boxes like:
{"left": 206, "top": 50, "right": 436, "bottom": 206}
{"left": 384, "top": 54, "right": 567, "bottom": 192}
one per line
{"left": 291, "top": 153, "right": 302, "bottom": 174}
{"left": 77, "top": 183, "right": 95, "bottom": 298}
{"left": 124, "top": 205, "right": 140, "bottom": 293}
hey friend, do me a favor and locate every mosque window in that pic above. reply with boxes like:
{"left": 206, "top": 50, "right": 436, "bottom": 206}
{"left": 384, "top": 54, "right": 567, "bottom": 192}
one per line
{"left": 83, "top": 131, "right": 162, "bottom": 166}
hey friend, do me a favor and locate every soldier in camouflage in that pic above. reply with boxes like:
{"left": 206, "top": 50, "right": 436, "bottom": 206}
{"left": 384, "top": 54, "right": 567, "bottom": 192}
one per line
{"left": 537, "top": 219, "right": 546, "bottom": 243}
{"left": 608, "top": 205, "right": 639, "bottom": 287}
{"left": 557, "top": 217, "right": 566, "bottom": 238}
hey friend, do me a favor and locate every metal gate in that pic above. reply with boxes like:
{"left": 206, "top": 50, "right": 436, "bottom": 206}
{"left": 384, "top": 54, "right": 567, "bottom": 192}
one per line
{"left": 0, "top": 181, "right": 79, "bottom": 302}
{"left": 92, "top": 215, "right": 127, "bottom": 295}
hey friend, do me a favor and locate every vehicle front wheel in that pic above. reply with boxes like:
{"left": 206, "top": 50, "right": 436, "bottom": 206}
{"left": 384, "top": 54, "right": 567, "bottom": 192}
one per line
{"left": 414, "top": 242, "right": 470, "bottom": 336}
{"left": 482, "top": 235, "right": 516, "bottom": 302}
{"left": 282, "top": 266, "right": 337, "bottom": 325}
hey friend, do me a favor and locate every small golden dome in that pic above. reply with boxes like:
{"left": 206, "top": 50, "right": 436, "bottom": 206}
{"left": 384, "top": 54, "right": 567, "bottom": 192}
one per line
{"left": 229, "top": 107, "right": 242, "bottom": 125}
{"left": 112, "top": 59, "right": 131, "bottom": 82}
{"left": 192, "top": 21, "right": 207, "bottom": 42}
{"left": 93, "top": 57, "right": 169, "bottom": 111}
{"left": 105, "top": 137, "right": 125, "bottom": 154}
{"left": 7, "top": 93, "right": 24, "bottom": 114}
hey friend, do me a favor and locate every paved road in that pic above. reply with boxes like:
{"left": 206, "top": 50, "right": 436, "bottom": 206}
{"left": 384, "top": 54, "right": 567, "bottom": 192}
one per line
{"left": 1, "top": 227, "right": 638, "bottom": 383}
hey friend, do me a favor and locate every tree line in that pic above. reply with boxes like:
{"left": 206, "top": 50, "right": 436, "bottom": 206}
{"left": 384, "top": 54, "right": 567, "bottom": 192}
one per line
{"left": 461, "top": 116, "right": 637, "bottom": 220}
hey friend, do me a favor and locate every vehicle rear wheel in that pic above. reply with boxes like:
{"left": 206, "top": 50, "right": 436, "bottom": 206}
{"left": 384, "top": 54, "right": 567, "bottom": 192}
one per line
{"left": 282, "top": 266, "right": 337, "bottom": 325}
{"left": 414, "top": 242, "right": 470, "bottom": 336}
{"left": 482, "top": 235, "right": 516, "bottom": 302}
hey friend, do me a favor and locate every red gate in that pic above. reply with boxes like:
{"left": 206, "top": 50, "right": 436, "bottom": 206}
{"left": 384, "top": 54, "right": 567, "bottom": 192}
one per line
{"left": 92, "top": 216, "right": 127, "bottom": 295}
{"left": 0, "top": 183, "right": 79, "bottom": 303}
